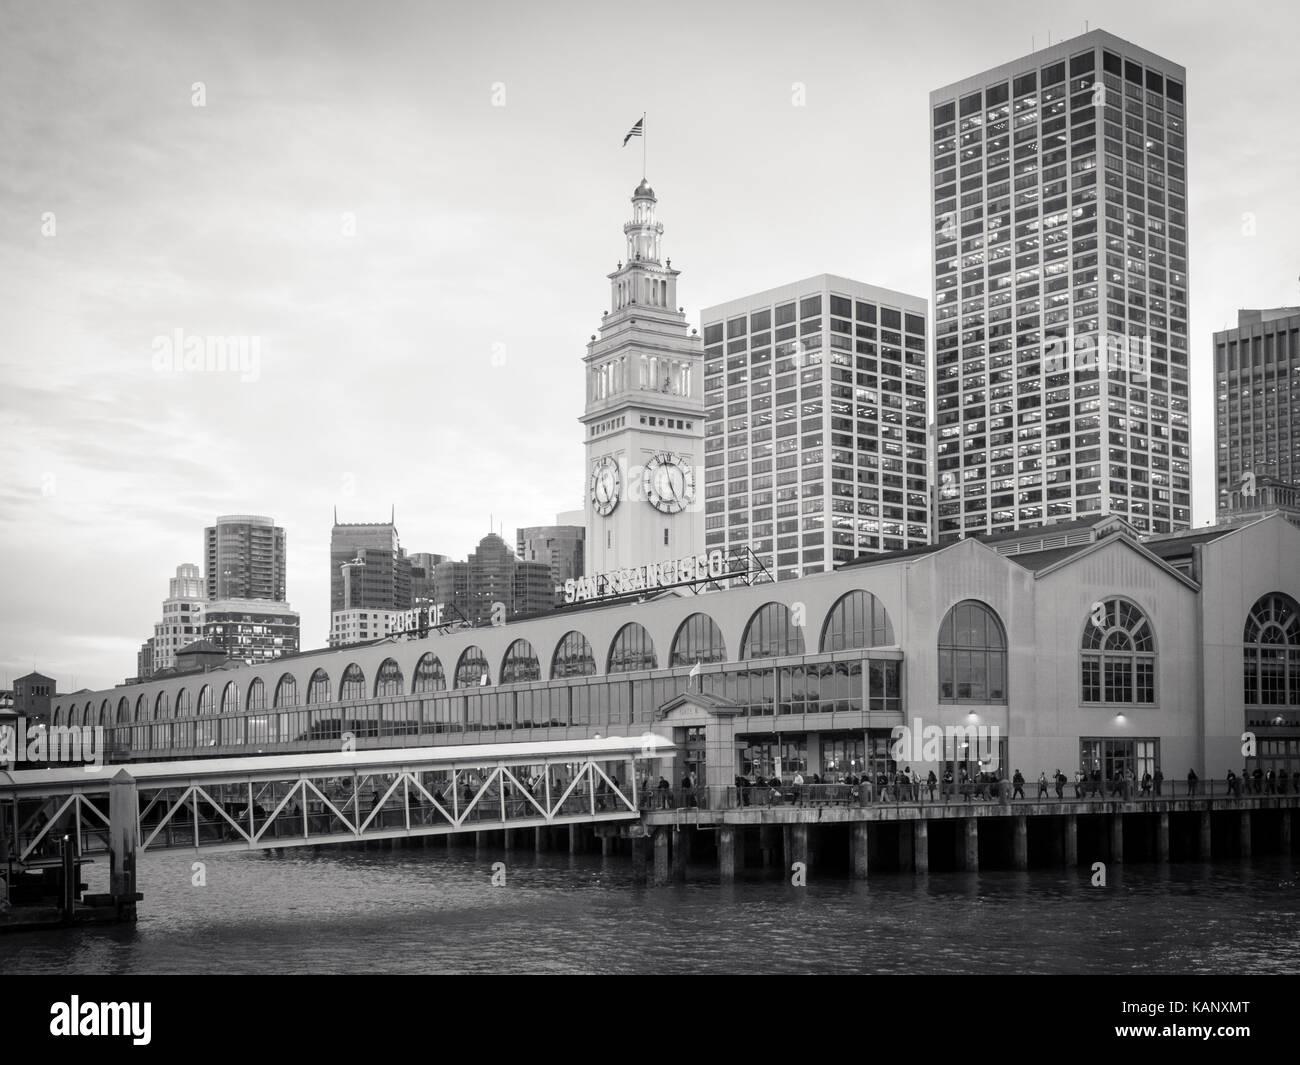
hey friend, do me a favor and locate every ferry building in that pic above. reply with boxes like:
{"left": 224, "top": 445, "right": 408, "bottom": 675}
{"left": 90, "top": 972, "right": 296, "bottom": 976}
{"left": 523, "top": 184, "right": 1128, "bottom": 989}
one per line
{"left": 52, "top": 512, "right": 1300, "bottom": 789}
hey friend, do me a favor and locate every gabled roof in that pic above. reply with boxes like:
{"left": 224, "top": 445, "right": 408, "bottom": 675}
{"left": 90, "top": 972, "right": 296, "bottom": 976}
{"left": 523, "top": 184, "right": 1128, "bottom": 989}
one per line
{"left": 1023, "top": 530, "right": 1201, "bottom": 590}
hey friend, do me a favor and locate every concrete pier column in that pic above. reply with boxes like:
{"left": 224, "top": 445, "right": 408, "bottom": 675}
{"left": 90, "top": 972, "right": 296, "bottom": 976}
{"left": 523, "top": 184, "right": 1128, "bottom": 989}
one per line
{"left": 734, "top": 825, "right": 746, "bottom": 872}
{"left": 760, "top": 825, "right": 778, "bottom": 867}
{"left": 503, "top": 828, "right": 514, "bottom": 853}
{"left": 109, "top": 769, "right": 139, "bottom": 919}
{"left": 850, "top": 822, "right": 870, "bottom": 879}
{"left": 653, "top": 827, "right": 671, "bottom": 885}
{"left": 785, "top": 824, "right": 809, "bottom": 872}
{"left": 913, "top": 820, "right": 929, "bottom": 874}
{"left": 569, "top": 823, "right": 582, "bottom": 855}
{"left": 1240, "top": 810, "right": 1252, "bottom": 858}
{"left": 1157, "top": 812, "right": 1170, "bottom": 863}
{"left": 601, "top": 834, "right": 613, "bottom": 857}
{"left": 1063, "top": 815, "right": 1078, "bottom": 867}
{"left": 1199, "top": 810, "right": 1212, "bottom": 859}
{"left": 534, "top": 826, "right": 546, "bottom": 853}
{"left": 1109, "top": 813, "right": 1124, "bottom": 864}
{"left": 673, "top": 827, "right": 690, "bottom": 882}
{"left": 1281, "top": 810, "right": 1292, "bottom": 854}
{"left": 898, "top": 823, "right": 914, "bottom": 872}
{"left": 961, "top": 818, "right": 979, "bottom": 872}
{"left": 1012, "top": 816, "right": 1028, "bottom": 870}
{"left": 718, "top": 826, "right": 737, "bottom": 884}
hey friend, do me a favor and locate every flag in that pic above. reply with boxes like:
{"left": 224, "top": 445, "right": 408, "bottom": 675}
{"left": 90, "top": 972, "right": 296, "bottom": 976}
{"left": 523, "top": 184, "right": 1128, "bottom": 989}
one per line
{"left": 688, "top": 660, "right": 701, "bottom": 682}
{"left": 622, "top": 117, "right": 643, "bottom": 147}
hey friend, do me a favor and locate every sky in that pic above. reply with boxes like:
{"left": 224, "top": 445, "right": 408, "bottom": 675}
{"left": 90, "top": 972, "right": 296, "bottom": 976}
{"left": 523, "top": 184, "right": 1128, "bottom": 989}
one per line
{"left": 1, "top": 0, "right": 1297, "bottom": 692}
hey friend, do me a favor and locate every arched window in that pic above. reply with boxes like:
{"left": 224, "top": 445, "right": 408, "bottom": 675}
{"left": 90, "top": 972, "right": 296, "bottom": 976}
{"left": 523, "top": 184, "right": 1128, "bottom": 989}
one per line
{"left": 339, "top": 664, "right": 366, "bottom": 701}
{"left": 220, "top": 682, "right": 239, "bottom": 715}
{"left": 246, "top": 678, "right": 266, "bottom": 712}
{"left": 116, "top": 697, "right": 130, "bottom": 724}
{"left": 455, "top": 646, "right": 490, "bottom": 688}
{"left": 99, "top": 700, "right": 111, "bottom": 726}
{"left": 134, "top": 695, "right": 148, "bottom": 722}
{"left": 412, "top": 654, "right": 446, "bottom": 693}
{"left": 670, "top": 613, "right": 727, "bottom": 665}
{"left": 83, "top": 701, "right": 94, "bottom": 727}
{"left": 154, "top": 691, "right": 171, "bottom": 719}
{"left": 274, "top": 674, "right": 298, "bottom": 708}
{"left": 821, "top": 590, "right": 894, "bottom": 651}
{"left": 1243, "top": 593, "right": 1300, "bottom": 706}
{"left": 551, "top": 631, "right": 595, "bottom": 679}
{"left": 175, "top": 689, "right": 191, "bottom": 716}
{"left": 1081, "top": 598, "right": 1155, "bottom": 704}
{"left": 375, "top": 659, "right": 404, "bottom": 697}
{"left": 939, "top": 600, "right": 1007, "bottom": 703}
{"left": 608, "top": 623, "right": 657, "bottom": 673}
{"left": 307, "top": 669, "right": 331, "bottom": 704}
{"left": 196, "top": 686, "right": 214, "bottom": 715}
{"left": 501, "top": 640, "right": 541, "bottom": 684}
{"left": 742, "top": 603, "right": 806, "bottom": 659}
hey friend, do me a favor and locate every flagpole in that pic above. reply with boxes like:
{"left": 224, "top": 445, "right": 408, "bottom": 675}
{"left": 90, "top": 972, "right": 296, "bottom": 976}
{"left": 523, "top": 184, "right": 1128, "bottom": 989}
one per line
{"left": 642, "top": 111, "right": 647, "bottom": 177}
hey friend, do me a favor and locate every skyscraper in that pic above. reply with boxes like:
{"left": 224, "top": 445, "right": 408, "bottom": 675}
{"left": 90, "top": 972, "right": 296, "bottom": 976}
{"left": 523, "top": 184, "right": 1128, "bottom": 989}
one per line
{"left": 151, "top": 563, "right": 206, "bottom": 672}
{"left": 581, "top": 179, "right": 705, "bottom": 576}
{"left": 1215, "top": 307, "right": 1300, "bottom": 519}
{"left": 204, "top": 514, "right": 287, "bottom": 601}
{"left": 203, "top": 599, "right": 300, "bottom": 664}
{"left": 702, "top": 275, "right": 929, "bottom": 578}
{"left": 930, "top": 30, "right": 1189, "bottom": 541}
{"left": 330, "top": 513, "right": 412, "bottom": 614}
{"left": 517, "top": 520, "right": 584, "bottom": 603}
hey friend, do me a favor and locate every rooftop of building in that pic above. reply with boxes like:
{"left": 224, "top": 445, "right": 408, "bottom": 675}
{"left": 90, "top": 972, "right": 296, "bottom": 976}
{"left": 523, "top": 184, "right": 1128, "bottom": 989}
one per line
{"left": 701, "top": 274, "right": 927, "bottom": 318}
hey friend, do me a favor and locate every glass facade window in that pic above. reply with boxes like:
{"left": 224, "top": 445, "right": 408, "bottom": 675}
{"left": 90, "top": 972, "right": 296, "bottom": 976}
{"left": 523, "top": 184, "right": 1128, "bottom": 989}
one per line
{"left": 608, "top": 623, "right": 657, "bottom": 673}
{"left": 374, "top": 658, "right": 404, "bottom": 697}
{"left": 741, "top": 602, "right": 807, "bottom": 658}
{"left": 219, "top": 683, "right": 239, "bottom": 715}
{"left": 670, "top": 613, "right": 728, "bottom": 665}
{"left": 1243, "top": 593, "right": 1300, "bottom": 706}
{"left": 339, "top": 664, "right": 366, "bottom": 701}
{"left": 551, "top": 631, "right": 596, "bottom": 679}
{"left": 1081, "top": 598, "right": 1156, "bottom": 703}
{"left": 413, "top": 653, "right": 446, "bottom": 693}
{"left": 307, "top": 669, "right": 331, "bottom": 705}
{"left": 938, "top": 600, "right": 1007, "bottom": 702}
{"left": 455, "top": 646, "right": 491, "bottom": 688}
{"left": 820, "top": 590, "right": 895, "bottom": 650}
{"left": 501, "top": 639, "right": 542, "bottom": 685}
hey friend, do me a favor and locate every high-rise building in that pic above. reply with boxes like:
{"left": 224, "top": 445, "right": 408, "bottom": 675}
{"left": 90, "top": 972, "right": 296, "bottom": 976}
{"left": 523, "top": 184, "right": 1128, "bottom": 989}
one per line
{"left": 517, "top": 520, "right": 585, "bottom": 603}
{"left": 432, "top": 560, "right": 471, "bottom": 623}
{"left": 468, "top": 533, "right": 552, "bottom": 625}
{"left": 408, "top": 552, "right": 450, "bottom": 604}
{"left": 151, "top": 563, "right": 206, "bottom": 672}
{"left": 137, "top": 638, "right": 155, "bottom": 681}
{"left": 702, "top": 276, "right": 929, "bottom": 578}
{"left": 930, "top": 30, "right": 1190, "bottom": 541}
{"left": 581, "top": 179, "right": 706, "bottom": 576}
{"left": 203, "top": 599, "right": 300, "bottom": 664}
{"left": 204, "top": 514, "right": 287, "bottom": 601}
{"left": 1214, "top": 307, "right": 1300, "bottom": 520}
{"left": 330, "top": 512, "right": 412, "bottom": 615}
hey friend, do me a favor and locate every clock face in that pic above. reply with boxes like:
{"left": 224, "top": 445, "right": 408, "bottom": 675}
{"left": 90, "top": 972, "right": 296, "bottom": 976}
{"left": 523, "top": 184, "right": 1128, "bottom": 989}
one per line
{"left": 590, "top": 456, "right": 621, "bottom": 516}
{"left": 642, "top": 452, "right": 695, "bottom": 514}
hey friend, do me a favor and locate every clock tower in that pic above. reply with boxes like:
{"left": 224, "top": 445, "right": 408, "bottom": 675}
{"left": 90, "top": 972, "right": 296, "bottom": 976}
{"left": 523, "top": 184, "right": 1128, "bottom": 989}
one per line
{"left": 582, "top": 178, "right": 705, "bottom": 576}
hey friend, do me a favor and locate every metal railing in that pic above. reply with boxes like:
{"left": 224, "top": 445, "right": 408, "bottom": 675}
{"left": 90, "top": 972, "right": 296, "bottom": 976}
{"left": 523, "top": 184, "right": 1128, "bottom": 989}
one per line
{"left": 638, "top": 778, "right": 1297, "bottom": 813}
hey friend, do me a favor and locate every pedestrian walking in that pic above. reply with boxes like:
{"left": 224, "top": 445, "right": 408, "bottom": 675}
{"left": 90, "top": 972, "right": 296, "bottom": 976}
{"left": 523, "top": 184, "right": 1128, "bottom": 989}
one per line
{"left": 1037, "top": 771, "right": 1049, "bottom": 799}
{"left": 1012, "top": 769, "right": 1025, "bottom": 800}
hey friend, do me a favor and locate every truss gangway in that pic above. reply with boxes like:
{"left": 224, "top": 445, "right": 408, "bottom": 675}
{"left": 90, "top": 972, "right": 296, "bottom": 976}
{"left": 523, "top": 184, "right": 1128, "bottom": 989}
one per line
{"left": 0, "top": 735, "right": 672, "bottom": 867}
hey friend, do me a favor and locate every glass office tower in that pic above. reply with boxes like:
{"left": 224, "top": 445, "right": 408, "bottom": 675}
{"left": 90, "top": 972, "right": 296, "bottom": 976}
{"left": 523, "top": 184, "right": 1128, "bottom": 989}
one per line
{"left": 702, "top": 275, "right": 929, "bottom": 579}
{"left": 931, "top": 30, "right": 1189, "bottom": 540}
